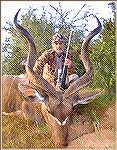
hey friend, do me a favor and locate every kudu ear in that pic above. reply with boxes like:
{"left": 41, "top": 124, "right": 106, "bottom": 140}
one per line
{"left": 72, "top": 88, "right": 104, "bottom": 106}
{"left": 18, "top": 83, "right": 45, "bottom": 102}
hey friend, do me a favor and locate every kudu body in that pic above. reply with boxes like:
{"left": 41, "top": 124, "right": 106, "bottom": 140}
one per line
{"left": 2, "top": 9, "right": 103, "bottom": 147}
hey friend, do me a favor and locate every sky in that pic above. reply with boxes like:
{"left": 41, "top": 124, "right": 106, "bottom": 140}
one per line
{"left": 1, "top": 1, "right": 114, "bottom": 44}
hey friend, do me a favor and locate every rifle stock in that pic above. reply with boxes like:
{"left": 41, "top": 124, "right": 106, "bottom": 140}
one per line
{"left": 60, "top": 65, "right": 68, "bottom": 90}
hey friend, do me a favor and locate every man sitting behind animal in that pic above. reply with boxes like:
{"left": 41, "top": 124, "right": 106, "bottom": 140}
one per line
{"left": 33, "top": 33, "right": 79, "bottom": 91}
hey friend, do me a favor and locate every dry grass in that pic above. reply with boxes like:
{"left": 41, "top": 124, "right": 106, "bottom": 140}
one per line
{"left": 2, "top": 115, "right": 55, "bottom": 148}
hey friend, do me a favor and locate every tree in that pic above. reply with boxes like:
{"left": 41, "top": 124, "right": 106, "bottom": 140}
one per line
{"left": 2, "top": 8, "right": 54, "bottom": 75}
{"left": 2, "top": 4, "right": 89, "bottom": 76}
{"left": 90, "top": 19, "right": 115, "bottom": 95}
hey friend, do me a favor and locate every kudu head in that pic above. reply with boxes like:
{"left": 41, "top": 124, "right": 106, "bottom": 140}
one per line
{"left": 14, "top": 9, "right": 103, "bottom": 147}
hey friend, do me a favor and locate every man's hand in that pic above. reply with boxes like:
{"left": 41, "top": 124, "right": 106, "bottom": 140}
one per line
{"left": 56, "top": 84, "right": 63, "bottom": 92}
{"left": 65, "top": 58, "right": 73, "bottom": 68}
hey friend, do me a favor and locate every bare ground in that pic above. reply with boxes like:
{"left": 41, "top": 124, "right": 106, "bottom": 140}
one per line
{"left": 67, "top": 104, "right": 115, "bottom": 148}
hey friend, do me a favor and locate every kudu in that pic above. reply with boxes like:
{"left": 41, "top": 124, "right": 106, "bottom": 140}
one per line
{"left": 2, "top": 9, "right": 103, "bottom": 147}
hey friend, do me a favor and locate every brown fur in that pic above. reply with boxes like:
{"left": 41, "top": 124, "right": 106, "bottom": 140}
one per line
{"left": 2, "top": 75, "right": 24, "bottom": 113}
{"left": 2, "top": 74, "right": 70, "bottom": 147}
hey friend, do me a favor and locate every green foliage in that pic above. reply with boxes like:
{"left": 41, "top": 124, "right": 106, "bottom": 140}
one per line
{"left": 2, "top": 8, "right": 54, "bottom": 75}
{"left": 72, "top": 53, "right": 86, "bottom": 77}
{"left": 2, "top": 6, "right": 85, "bottom": 76}
{"left": 15, "top": 8, "right": 54, "bottom": 55}
{"left": 90, "top": 19, "right": 115, "bottom": 95}
{"left": 2, "top": 47, "right": 25, "bottom": 75}
{"left": 71, "top": 38, "right": 86, "bottom": 77}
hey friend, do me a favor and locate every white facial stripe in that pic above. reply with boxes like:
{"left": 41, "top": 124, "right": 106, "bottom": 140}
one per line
{"left": 51, "top": 115, "right": 69, "bottom": 126}
{"left": 34, "top": 91, "right": 44, "bottom": 101}
{"left": 54, "top": 117, "right": 62, "bottom": 126}
{"left": 61, "top": 116, "right": 69, "bottom": 126}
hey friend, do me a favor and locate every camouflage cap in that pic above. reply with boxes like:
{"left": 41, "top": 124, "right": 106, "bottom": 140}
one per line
{"left": 52, "top": 33, "right": 64, "bottom": 43}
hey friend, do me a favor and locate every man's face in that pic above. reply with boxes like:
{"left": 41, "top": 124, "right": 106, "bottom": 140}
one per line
{"left": 52, "top": 41, "right": 64, "bottom": 54}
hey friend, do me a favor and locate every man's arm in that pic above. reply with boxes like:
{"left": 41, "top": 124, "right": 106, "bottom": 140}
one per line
{"left": 33, "top": 50, "right": 50, "bottom": 75}
{"left": 66, "top": 53, "right": 79, "bottom": 84}
{"left": 66, "top": 53, "right": 77, "bottom": 75}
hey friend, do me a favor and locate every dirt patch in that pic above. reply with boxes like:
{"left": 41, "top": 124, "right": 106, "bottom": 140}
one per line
{"left": 99, "top": 104, "right": 115, "bottom": 130}
{"left": 68, "top": 115, "right": 94, "bottom": 142}
{"left": 68, "top": 104, "right": 115, "bottom": 148}
{"left": 68, "top": 129, "right": 115, "bottom": 148}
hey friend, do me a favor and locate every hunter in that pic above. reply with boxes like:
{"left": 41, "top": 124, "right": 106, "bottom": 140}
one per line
{"left": 33, "top": 33, "right": 78, "bottom": 90}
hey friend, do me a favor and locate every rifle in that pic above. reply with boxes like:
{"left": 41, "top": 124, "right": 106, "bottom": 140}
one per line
{"left": 60, "top": 30, "right": 73, "bottom": 90}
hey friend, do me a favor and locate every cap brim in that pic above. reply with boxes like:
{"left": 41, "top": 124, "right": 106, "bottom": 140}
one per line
{"left": 52, "top": 39, "right": 64, "bottom": 42}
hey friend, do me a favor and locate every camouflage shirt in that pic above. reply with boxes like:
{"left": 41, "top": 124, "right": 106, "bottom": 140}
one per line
{"left": 33, "top": 49, "right": 76, "bottom": 84}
